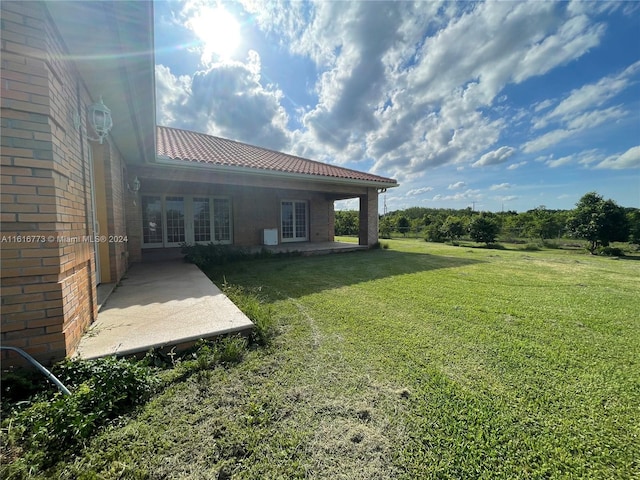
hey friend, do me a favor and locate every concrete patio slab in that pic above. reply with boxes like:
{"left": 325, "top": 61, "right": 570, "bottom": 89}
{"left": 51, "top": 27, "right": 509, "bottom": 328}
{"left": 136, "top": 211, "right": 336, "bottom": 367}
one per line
{"left": 76, "top": 260, "right": 253, "bottom": 360}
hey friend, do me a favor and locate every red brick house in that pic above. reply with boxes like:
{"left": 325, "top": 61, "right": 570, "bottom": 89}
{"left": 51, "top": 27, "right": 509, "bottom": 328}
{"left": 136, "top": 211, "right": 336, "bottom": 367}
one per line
{"left": 1, "top": 1, "right": 397, "bottom": 366}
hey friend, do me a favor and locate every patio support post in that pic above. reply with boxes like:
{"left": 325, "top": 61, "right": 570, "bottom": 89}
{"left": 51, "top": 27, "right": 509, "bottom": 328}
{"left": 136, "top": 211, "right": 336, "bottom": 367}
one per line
{"left": 359, "top": 188, "right": 379, "bottom": 246}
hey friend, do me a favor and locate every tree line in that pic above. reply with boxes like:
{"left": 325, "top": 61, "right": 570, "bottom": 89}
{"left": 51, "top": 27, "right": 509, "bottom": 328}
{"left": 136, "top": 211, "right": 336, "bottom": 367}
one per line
{"left": 335, "top": 192, "right": 639, "bottom": 254}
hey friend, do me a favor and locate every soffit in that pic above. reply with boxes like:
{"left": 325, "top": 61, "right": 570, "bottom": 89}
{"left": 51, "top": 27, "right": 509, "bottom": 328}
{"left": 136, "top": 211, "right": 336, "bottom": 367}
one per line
{"left": 47, "top": 1, "right": 156, "bottom": 164}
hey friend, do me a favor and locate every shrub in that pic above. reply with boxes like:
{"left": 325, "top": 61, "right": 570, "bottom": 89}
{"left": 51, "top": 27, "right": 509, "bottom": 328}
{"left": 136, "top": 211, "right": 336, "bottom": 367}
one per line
{"left": 596, "top": 246, "right": 625, "bottom": 257}
{"left": 469, "top": 216, "right": 500, "bottom": 245}
{"left": 3, "top": 357, "right": 160, "bottom": 470}
{"left": 521, "top": 243, "right": 542, "bottom": 251}
{"left": 181, "top": 243, "right": 258, "bottom": 267}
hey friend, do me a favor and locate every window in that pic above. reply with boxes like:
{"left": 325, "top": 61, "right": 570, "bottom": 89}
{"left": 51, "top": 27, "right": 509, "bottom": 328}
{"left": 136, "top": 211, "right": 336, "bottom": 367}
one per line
{"left": 141, "top": 195, "right": 232, "bottom": 247}
{"left": 281, "top": 200, "right": 308, "bottom": 242}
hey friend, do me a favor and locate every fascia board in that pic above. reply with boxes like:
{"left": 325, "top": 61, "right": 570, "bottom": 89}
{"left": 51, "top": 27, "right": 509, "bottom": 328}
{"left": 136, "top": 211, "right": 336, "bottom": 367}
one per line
{"left": 154, "top": 156, "right": 399, "bottom": 190}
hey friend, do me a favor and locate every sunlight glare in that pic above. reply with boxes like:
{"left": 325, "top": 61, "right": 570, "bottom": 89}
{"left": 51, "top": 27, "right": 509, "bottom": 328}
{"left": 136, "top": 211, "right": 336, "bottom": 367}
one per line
{"left": 189, "top": 6, "right": 240, "bottom": 63}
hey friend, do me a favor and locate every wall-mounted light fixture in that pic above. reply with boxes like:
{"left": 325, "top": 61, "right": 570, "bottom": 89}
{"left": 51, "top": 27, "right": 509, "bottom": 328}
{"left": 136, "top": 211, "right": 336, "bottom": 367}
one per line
{"left": 128, "top": 176, "right": 141, "bottom": 205}
{"left": 70, "top": 96, "right": 114, "bottom": 144}
{"left": 128, "top": 176, "right": 141, "bottom": 193}
{"left": 87, "top": 96, "right": 113, "bottom": 144}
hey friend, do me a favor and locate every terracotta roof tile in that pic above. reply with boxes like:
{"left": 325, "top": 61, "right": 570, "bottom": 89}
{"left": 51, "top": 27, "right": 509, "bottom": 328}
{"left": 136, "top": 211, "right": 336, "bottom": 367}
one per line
{"left": 156, "top": 126, "right": 397, "bottom": 186}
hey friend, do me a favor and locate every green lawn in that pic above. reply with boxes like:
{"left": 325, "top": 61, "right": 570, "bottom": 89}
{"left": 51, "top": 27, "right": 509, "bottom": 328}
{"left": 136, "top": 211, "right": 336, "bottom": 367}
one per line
{"left": 46, "top": 240, "right": 640, "bottom": 478}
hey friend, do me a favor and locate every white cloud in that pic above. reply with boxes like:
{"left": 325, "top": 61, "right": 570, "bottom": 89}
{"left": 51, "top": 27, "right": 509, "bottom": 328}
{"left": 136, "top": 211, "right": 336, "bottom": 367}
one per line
{"left": 490, "top": 183, "right": 512, "bottom": 191}
{"left": 523, "top": 129, "right": 572, "bottom": 153}
{"left": 155, "top": 56, "right": 291, "bottom": 151}
{"left": 596, "top": 146, "right": 640, "bottom": 169}
{"left": 472, "top": 146, "right": 516, "bottom": 167}
{"left": 513, "top": 14, "right": 604, "bottom": 83}
{"left": 406, "top": 187, "right": 434, "bottom": 196}
{"left": 433, "top": 189, "right": 482, "bottom": 202}
{"left": 534, "top": 99, "right": 554, "bottom": 112}
{"left": 565, "top": 105, "right": 626, "bottom": 131}
{"left": 494, "top": 195, "right": 518, "bottom": 202}
{"left": 157, "top": 0, "right": 631, "bottom": 197}
{"left": 507, "top": 161, "right": 527, "bottom": 170}
{"left": 448, "top": 181, "right": 467, "bottom": 190}
{"left": 235, "top": 1, "right": 610, "bottom": 178}
{"left": 576, "top": 149, "right": 603, "bottom": 166}
{"left": 524, "top": 62, "right": 639, "bottom": 153}
{"left": 534, "top": 62, "right": 638, "bottom": 129}
{"left": 546, "top": 155, "right": 574, "bottom": 168}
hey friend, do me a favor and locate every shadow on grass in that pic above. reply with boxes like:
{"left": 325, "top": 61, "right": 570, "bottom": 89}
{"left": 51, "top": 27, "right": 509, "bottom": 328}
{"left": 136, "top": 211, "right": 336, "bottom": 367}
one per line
{"left": 205, "top": 249, "right": 484, "bottom": 299}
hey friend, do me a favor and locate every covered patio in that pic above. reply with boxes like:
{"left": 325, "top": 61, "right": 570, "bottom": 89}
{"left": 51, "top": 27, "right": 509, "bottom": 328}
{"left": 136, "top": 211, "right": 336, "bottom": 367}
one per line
{"left": 76, "top": 260, "right": 253, "bottom": 360}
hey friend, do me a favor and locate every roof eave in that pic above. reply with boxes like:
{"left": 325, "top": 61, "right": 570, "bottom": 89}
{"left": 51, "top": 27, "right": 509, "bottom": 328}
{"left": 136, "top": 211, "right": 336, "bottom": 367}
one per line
{"left": 155, "top": 156, "right": 399, "bottom": 189}
{"left": 47, "top": 1, "right": 156, "bottom": 164}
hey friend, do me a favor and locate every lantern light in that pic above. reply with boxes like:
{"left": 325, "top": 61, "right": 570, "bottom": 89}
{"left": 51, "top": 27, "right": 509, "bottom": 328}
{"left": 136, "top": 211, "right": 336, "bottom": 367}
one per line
{"left": 87, "top": 96, "right": 113, "bottom": 144}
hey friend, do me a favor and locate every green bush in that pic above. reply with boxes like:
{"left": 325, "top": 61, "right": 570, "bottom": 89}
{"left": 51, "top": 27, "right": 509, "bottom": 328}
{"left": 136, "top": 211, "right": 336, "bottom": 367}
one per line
{"left": 596, "top": 246, "right": 625, "bottom": 257}
{"left": 181, "top": 242, "right": 260, "bottom": 267}
{"left": 3, "top": 357, "right": 160, "bottom": 470}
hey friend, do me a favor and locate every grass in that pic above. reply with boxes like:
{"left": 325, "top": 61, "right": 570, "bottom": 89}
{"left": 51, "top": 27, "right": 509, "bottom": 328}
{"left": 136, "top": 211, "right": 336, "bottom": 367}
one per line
{"left": 11, "top": 239, "right": 640, "bottom": 478}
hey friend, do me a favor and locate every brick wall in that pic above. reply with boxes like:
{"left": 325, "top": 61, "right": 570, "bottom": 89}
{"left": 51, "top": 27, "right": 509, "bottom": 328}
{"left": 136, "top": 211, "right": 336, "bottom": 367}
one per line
{"left": 1, "top": 1, "right": 101, "bottom": 365}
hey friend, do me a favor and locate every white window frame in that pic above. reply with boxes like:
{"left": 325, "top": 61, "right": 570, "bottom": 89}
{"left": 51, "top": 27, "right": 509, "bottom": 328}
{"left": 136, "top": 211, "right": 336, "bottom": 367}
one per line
{"left": 141, "top": 195, "right": 232, "bottom": 248}
{"left": 281, "top": 200, "right": 308, "bottom": 243}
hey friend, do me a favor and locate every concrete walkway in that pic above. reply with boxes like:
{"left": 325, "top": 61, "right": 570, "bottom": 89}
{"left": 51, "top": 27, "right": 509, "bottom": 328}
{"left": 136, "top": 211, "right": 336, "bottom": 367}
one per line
{"left": 76, "top": 260, "right": 254, "bottom": 360}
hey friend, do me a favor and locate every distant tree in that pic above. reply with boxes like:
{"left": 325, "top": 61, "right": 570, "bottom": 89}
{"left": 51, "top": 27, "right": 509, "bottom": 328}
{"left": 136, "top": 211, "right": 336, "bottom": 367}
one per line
{"left": 567, "top": 192, "right": 629, "bottom": 253}
{"left": 334, "top": 210, "right": 359, "bottom": 236}
{"left": 379, "top": 216, "right": 394, "bottom": 239}
{"left": 410, "top": 218, "right": 423, "bottom": 235}
{"left": 626, "top": 209, "right": 640, "bottom": 244}
{"left": 501, "top": 212, "right": 528, "bottom": 240}
{"left": 424, "top": 223, "right": 446, "bottom": 243}
{"left": 440, "top": 216, "right": 466, "bottom": 242}
{"left": 469, "top": 216, "right": 500, "bottom": 245}
{"left": 528, "top": 206, "right": 564, "bottom": 239}
{"left": 396, "top": 216, "right": 410, "bottom": 236}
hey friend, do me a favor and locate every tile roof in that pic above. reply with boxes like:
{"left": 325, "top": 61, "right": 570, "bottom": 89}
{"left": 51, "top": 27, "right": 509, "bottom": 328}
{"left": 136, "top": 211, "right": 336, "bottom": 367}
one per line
{"left": 156, "top": 126, "right": 398, "bottom": 186}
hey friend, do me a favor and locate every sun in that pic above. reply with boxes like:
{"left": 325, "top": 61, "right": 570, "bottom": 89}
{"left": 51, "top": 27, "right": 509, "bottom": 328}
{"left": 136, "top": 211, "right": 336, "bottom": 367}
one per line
{"left": 189, "top": 6, "right": 240, "bottom": 63}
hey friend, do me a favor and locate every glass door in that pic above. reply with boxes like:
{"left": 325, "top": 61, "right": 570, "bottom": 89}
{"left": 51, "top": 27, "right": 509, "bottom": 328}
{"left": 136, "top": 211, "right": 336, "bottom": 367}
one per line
{"left": 193, "top": 197, "right": 211, "bottom": 242}
{"left": 141, "top": 195, "right": 232, "bottom": 247}
{"left": 142, "top": 196, "right": 164, "bottom": 247}
{"left": 165, "top": 196, "right": 185, "bottom": 246}
{"left": 281, "top": 200, "right": 308, "bottom": 242}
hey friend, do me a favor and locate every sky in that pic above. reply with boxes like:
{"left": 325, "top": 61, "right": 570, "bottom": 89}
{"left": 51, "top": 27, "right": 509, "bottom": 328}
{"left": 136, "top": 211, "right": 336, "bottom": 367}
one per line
{"left": 153, "top": 0, "right": 640, "bottom": 212}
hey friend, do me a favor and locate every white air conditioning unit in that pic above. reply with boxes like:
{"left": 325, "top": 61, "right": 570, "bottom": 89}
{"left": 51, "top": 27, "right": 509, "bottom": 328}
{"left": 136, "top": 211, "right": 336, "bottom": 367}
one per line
{"left": 263, "top": 228, "right": 278, "bottom": 246}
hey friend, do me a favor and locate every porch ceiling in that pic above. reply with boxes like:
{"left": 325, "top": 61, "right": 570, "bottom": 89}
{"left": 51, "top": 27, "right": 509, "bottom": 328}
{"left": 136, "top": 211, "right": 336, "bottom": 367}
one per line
{"left": 47, "top": 1, "right": 156, "bottom": 165}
